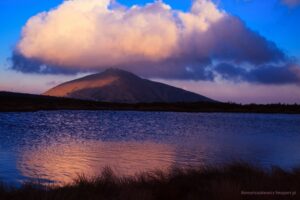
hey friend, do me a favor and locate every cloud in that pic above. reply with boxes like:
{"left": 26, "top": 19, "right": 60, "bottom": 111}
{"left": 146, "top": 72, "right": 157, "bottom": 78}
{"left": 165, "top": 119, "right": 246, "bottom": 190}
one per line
{"left": 11, "top": 51, "right": 78, "bottom": 74}
{"left": 156, "top": 79, "right": 300, "bottom": 104}
{"left": 282, "top": 0, "right": 300, "bottom": 7}
{"left": 16, "top": 0, "right": 181, "bottom": 68}
{"left": 214, "top": 63, "right": 300, "bottom": 84}
{"left": 11, "top": 0, "right": 299, "bottom": 85}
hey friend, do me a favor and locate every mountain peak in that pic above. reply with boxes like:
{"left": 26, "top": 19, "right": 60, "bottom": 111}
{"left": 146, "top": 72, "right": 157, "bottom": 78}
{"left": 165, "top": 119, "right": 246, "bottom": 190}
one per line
{"left": 44, "top": 69, "right": 215, "bottom": 103}
{"left": 103, "top": 68, "right": 128, "bottom": 74}
{"left": 100, "top": 68, "right": 139, "bottom": 78}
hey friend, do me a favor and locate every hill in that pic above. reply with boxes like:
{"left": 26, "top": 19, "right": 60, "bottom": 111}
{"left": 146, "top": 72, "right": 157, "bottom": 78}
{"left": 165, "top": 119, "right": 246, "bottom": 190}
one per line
{"left": 44, "top": 68, "right": 214, "bottom": 103}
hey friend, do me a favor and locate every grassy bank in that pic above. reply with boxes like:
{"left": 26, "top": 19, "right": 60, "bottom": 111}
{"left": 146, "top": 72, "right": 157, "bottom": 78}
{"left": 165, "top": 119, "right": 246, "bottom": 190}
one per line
{"left": 0, "top": 163, "right": 299, "bottom": 200}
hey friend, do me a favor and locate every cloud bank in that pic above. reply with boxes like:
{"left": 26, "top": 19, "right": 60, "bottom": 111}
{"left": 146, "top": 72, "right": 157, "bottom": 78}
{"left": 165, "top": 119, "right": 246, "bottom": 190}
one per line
{"left": 12, "top": 0, "right": 300, "bottom": 84}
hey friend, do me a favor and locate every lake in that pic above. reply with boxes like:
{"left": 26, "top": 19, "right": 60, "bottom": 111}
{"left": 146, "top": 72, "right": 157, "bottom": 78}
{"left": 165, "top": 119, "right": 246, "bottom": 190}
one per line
{"left": 0, "top": 111, "right": 300, "bottom": 186}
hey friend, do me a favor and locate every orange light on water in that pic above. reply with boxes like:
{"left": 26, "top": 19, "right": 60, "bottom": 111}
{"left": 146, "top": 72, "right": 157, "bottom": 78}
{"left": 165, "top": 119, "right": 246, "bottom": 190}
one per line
{"left": 17, "top": 140, "right": 176, "bottom": 185}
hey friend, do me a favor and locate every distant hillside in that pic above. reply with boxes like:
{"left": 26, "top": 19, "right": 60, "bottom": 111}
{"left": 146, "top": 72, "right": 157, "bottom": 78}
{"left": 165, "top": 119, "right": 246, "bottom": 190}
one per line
{"left": 44, "top": 68, "right": 214, "bottom": 103}
{"left": 1, "top": 91, "right": 300, "bottom": 114}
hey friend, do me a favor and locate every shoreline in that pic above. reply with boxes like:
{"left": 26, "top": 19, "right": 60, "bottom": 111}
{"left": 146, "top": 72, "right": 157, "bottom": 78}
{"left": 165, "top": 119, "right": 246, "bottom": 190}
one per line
{"left": 1, "top": 163, "right": 299, "bottom": 200}
{"left": 1, "top": 91, "right": 300, "bottom": 114}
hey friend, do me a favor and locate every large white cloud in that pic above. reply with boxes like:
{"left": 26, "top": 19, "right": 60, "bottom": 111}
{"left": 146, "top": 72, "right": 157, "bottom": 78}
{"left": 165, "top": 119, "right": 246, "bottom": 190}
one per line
{"left": 18, "top": 0, "right": 224, "bottom": 68}
{"left": 13, "top": 0, "right": 299, "bottom": 84}
{"left": 17, "top": 0, "right": 226, "bottom": 68}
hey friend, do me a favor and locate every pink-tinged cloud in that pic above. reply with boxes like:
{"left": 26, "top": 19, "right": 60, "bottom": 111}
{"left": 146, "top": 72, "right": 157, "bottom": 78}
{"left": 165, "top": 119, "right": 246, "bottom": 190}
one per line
{"left": 282, "top": 0, "right": 300, "bottom": 7}
{"left": 16, "top": 0, "right": 225, "bottom": 68}
{"left": 12, "top": 0, "right": 300, "bottom": 85}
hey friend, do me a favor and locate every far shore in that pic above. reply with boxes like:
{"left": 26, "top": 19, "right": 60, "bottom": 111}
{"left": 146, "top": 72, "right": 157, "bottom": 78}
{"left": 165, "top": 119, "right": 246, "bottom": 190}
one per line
{"left": 1, "top": 162, "right": 299, "bottom": 200}
{"left": 1, "top": 91, "right": 300, "bottom": 114}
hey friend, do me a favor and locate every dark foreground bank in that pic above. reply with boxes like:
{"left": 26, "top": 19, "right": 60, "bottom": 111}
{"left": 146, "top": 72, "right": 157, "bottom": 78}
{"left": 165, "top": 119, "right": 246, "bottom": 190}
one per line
{"left": 1, "top": 91, "right": 300, "bottom": 114}
{"left": 0, "top": 163, "right": 299, "bottom": 200}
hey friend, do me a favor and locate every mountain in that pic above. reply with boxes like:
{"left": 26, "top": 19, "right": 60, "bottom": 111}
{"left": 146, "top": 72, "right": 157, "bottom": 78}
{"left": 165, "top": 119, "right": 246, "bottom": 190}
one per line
{"left": 44, "top": 68, "right": 215, "bottom": 103}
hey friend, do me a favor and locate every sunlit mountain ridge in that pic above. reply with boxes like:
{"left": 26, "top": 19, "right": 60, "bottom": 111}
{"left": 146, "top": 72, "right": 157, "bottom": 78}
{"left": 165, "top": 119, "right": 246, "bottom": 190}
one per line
{"left": 44, "top": 68, "right": 214, "bottom": 103}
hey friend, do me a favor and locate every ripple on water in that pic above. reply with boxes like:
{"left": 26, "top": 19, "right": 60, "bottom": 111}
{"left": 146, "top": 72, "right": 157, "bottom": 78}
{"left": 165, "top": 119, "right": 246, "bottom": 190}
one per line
{"left": 0, "top": 111, "right": 300, "bottom": 185}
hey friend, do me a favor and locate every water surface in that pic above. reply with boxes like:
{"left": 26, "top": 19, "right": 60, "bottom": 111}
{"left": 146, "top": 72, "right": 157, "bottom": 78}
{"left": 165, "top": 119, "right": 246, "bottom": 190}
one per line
{"left": 0, "top": 111, "right": 300, "bottom": 185}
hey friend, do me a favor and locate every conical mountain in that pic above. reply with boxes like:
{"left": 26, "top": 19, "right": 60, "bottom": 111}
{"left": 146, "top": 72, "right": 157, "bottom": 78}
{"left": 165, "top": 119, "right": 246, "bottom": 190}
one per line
{"left": 44, "top": 68, "right": 215, "bottom": 103}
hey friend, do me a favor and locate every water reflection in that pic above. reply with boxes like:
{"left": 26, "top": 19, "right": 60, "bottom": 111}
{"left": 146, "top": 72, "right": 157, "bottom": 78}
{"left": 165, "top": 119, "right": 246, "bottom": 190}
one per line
{"left": 1, "top": 111, "right": 300, "bottom": 186}
{"left": 18, "top": 140, "right": 176, "bottom": 185}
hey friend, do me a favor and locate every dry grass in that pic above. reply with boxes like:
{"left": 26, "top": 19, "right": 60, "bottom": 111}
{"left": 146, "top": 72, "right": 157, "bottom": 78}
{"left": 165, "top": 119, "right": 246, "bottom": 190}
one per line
{"left": 0, "top": 163, "right": 299, "bottom": 200}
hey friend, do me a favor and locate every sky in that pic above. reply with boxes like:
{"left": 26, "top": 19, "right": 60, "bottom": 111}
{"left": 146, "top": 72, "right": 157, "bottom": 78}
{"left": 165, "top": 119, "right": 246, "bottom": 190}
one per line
{"left": 0, "top": 0, "right": 300, "bottom": 103}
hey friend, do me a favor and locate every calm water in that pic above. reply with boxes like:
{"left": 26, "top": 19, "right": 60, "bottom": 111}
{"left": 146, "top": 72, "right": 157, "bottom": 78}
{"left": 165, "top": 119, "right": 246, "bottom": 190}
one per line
{"left": 0, "top": 111, "right": 300, "bottom": 185}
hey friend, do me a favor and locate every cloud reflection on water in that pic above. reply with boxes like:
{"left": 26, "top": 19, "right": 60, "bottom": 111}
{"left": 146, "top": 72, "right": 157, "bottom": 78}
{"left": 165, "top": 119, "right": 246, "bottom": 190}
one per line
{"left": 1, "top": 111, "right": 299, "bottom": 186}
{"left": 17, "top": 139, "right": 176, "bottom": 185}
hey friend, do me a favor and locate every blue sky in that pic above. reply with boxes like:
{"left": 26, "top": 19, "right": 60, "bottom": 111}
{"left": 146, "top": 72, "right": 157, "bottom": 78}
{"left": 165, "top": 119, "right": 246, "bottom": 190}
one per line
{"left": 0, "top": 0, "right": 299, "bottom": 103}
